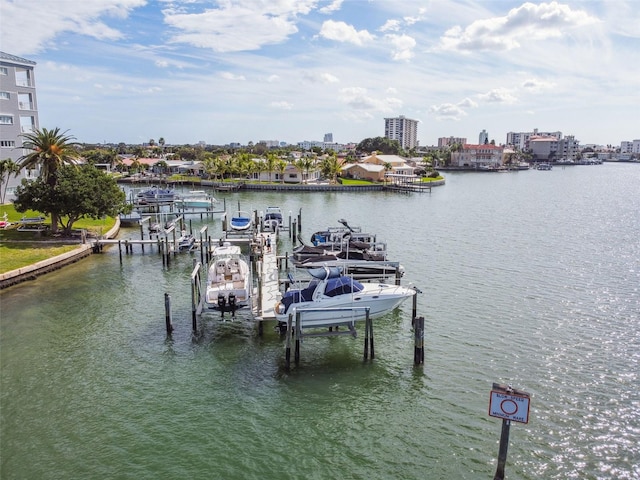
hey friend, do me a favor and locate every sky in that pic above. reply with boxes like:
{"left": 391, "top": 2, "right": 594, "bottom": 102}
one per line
{"left": 1, "top": 0, "right": 639, "bottom": 147}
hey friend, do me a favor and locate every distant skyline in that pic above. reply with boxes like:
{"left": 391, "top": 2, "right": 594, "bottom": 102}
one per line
{"left": 1, "top": 0, "right": 639, "bottom": 147}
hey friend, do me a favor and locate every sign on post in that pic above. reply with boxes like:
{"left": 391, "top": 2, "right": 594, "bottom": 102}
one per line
{"left": 489, "top": 384, "right": 530, "bottom": 424}
{"left": 490, "top": 383, "right": 531, "bottom": 480}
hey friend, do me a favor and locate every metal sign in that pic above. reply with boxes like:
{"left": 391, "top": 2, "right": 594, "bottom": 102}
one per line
{"left": 489, "top": 383, "right": 531, "bottom": 424}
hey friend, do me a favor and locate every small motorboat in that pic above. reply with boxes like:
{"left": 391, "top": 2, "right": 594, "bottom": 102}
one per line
{"left": 137, "top": 186, "right": 175, "bottom": 203}
{"left": 230, "top": 211, "right": 253, "bottom": 231}
{"left": 262, "top": 206, "right": 283, "bottom": 232}
{"left": 174, "top": 190, "right": 217, "bottom": 209}
{"left": 274, "top": 266, "right": 416, "bottom": 327}
{"left": 205, "top": 242, "right": 252, "bottom": 311}
{"left": 177, "top": 231, "right": 196, "bottom": 251}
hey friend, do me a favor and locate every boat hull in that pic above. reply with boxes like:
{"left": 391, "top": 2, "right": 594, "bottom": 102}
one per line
{"left": 274, "top": 284, "right": 415, "bottom": 327}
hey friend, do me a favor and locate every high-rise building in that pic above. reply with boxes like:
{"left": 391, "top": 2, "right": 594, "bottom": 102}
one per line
{"left": 0, "top": 51, "right": 40, "bottom": 200}
{"left": 384, "top": 115, "right": 418, "bottom": 150}
{"left": 323, "top": 133, "right": 333, "bottom": 143}
{"left": 479, "top": 129, "right": 488, "bottom": 144}
{"left": 438, "top": 136, "right": 467, "bottom": 148}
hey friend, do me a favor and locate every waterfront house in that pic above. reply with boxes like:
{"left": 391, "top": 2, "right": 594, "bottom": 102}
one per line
{"left": 451, "top": 144, "right": 504, "bottom": 169}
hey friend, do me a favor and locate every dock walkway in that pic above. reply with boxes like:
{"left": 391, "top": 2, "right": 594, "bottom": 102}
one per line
{"left": 253, "top": 232, "right": 281, "bottom": 321}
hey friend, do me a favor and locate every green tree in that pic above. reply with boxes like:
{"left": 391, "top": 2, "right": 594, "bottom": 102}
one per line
{"left": 296, "top": 157, "right": 314, "bottom": 184}
{"left": 383, "top": 162, "right": 393, "bottom": 184}
{"left": 276, "top": 159, "right": 287, "bottom": 184}
{"left": 320, "top": 154, "right": 343, "bottom": 184}
{"left": 17, "top": 127, "right": 80, "bottom": 233}
{"left": 357, "top": 137, "right": 402, "bottom": 155}
{"left": 83, "top": 148, "right": 117, "bottom": 166}
{"left": 0, "top": 158, "right": 21, "bottom": 204}
{"left": 14, "top": 164, "right": 127, "bottom": 235}
{"left": 266, "top": 152, "right": 278, "bottom": 183}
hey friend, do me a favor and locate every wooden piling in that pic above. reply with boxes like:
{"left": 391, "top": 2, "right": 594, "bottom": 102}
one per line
{"left": 294, "top": 311, "right": 301, "bottom": 365}
{"left": 164, "top": 292, "right": 173, "bottom": 334}
{"left": 494, "top": 419, "right": 511, "bottom": 480}
{"left": 118, "top": 239, "right": 122, "bottom": 263}
{"left": 285, "top": 315, "right": 293, "bottom": 371}
{"left": 414, "top": 316, "right": 425, "bottom": 365}
{"left": 364, "top": 310, "right": 371, "bottom": 360}
{"left": 368, "top": 310, "right": 374, "bottom": 359}
{"left": 412, "top": 293, "right": 418, "bottom": 322}
{"left": 292, "top": 220, "right": 297, "bottom": 244}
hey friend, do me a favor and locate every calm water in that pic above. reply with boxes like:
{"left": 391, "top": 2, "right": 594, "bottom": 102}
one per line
{"left": 1, "top": 163, "right": 639, "bottom": 479}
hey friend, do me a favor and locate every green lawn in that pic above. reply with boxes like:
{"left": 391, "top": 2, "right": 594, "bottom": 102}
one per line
{"left": 0, "top": 243, "right": 80, "bottom": 273}
{"left": 0, "top": 204, "right": 117, "bottom": 274}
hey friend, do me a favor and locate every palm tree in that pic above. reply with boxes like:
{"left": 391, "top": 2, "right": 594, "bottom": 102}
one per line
{"left": 0, "top": 158, "right": 21, "bottom": 203}
{"left": 276, "top": 159, "right": 287, "bottom": 184}
{"left": 383, "top": 162, "right": 393, "bottom": 185}
{"left": 320, "top": 154, "right": 343, "bottom": 184}
{"left": 18, "top": 127, "right": 80, "bottom": 233}
{"left": 266, "top": 152, "right": 278, "bottom": 183}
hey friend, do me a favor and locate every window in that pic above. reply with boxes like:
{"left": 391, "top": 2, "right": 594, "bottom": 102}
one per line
{"left": 0, "top": 67, "right": 7, "bottom": 75}
{"left": 0, "top": 91, "right": 9, "bottom": 100}
{"left": 0, "top": 140, "right": 16, "bottom": 147}
{"left": 0, "top": 115, "right": 13, "bottom": 124}
{"left": 18, "top": 93, "right": 33, "bottom": 109}
{"left": 15, "top": 68, "right": 31, "bottom": 87}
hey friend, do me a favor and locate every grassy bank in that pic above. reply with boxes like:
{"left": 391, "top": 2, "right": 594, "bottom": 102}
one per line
{"left": 0, "top": 204, "right": 117, "bottom": 274}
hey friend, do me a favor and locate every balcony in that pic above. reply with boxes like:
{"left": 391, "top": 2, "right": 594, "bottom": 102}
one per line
{"left": 18, "top": 101, "right": 34, "bottom": 110}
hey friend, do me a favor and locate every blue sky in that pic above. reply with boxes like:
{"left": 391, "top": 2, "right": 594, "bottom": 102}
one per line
{"left": 1, "top": 0, "right": 638, "bottom": 147}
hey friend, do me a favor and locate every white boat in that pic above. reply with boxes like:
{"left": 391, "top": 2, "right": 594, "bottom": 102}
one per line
{"left": 205, "top": 242, "right": 252, "bottom": 311}
{"left": 230, "top": 211, "right": 253, "bottom": 231}
{"left": 174, "top": 190, "right": 217, "bottom": 209}
{"left": 177, "top": 231, "right": 196, "bottom": 251}
{"left": 262, "top": 206, "right": 283, "bottom": 232}
{"left": 274, "top": 266, "right": 416, "bottom": 327}
{"left": 137, "top": 186, "right": 175, "bottom": 203}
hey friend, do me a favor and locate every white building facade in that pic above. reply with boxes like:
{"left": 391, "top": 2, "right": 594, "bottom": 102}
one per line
{"left": 0, "top": 51, "right": 40, "bottom": 200}
{"left": 384, "top": 115, "right": 418, "bottom": 150}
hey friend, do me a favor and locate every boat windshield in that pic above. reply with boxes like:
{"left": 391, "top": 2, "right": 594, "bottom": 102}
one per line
{"left": 282, "top": 279, "right": 320, "bottom": 310}
{"left": 324, "top": 276, "right": 364, "bottom": 297}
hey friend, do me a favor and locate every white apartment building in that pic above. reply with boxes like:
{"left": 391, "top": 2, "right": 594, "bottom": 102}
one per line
{"left": 479, "top": 129, "right": 489, "bottom": 144}
{"left": 621, "top": 140, "right": 640, "bottom": 154}
{"left": 0, "top": 51, "right": 40, "bottom": 200}
{"left": 384, "top": 115, "right": 418, "bottom": 150}
{"left": 506, "top": 128, "right": 562, "bottom": 151}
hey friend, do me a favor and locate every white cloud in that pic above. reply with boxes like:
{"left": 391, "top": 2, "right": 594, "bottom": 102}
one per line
{"left": 319, "top": 0, "right": 343, "bottom": 15}
{"left": 338, "top": 87, "right": 402, "bottom": 112}
{"left": 429, "top": 96, "right": 479, "bottom": 121}
{"left": 458, "top": 97, "right": 478, "bottom": 108}
{"left": 0, "top": 0, "right": 145, "bottom": 54}
{"left": 386, "top": 34, "right": 416, "bottom": 61}
{"left": 220, "top": 72, "right": 246, "bottom": 81}
{"left": 302, "top": 71, "right": 339, "bottom": 84}
{"left": 380, "top": 19, "right": 401, "bottom": 33}
{"left": 429, "top": 103, "right": 468, "bottom": 121}
{"left": 521, "top": 78, "right": 556, "bottom": 92}
{"left": 440, "top": 1, "right": 599, "bottom": 52}
{"left": 319, "top": 20, "right": 375, "bottom": 45}
{"left": 155, "top": 60, "right": 169, "bottom": 68}
{"left": 478, "top": 88, "right": 518, "bottom": 104}
{"left": 164, "top": 1, "right": 317, "bottom": 52}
